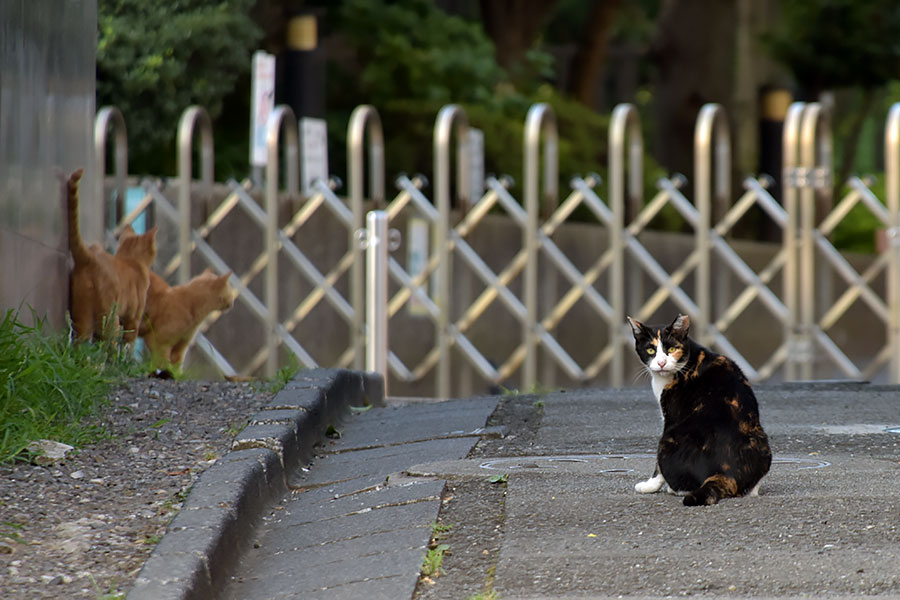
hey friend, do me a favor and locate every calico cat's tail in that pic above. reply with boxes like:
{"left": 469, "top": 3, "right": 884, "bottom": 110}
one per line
{"left": 65, "top": 168, "right": 90, "bottom": 265}
{"left": 683, "top": 474, "right": 738, "bottom": 506}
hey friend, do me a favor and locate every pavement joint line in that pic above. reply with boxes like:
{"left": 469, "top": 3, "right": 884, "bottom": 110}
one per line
{"left": 127, "top": 368, "right": 384, "bottom": 600}
{"left": 270, "top": 494, "right": 444, "bottom": 528}
{"left": 325, "top": 425, "right": 508, "bottom": 455}
{"left": 269, "top": 523, "right": 431, "bottom": 553}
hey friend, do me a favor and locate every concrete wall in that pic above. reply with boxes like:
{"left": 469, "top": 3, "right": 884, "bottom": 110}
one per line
{"left": 0, "top": 1, "right": 97, "bottom": 327}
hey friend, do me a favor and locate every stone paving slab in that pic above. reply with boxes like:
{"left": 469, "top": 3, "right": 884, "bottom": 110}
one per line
{"left": 220, "top": 395, "right": 501, "bottom": 599}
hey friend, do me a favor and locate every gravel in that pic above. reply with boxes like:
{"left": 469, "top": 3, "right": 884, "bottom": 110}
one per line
{"left": 0, "top": 377, "right": 273, "bottom": 599}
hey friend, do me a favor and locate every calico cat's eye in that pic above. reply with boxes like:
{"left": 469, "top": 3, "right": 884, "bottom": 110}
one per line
{"left": 646, "top": 348, "right": 655, "bottom": 355}
{"left": 667, "top": 347, "right": 678, "bottom": 354}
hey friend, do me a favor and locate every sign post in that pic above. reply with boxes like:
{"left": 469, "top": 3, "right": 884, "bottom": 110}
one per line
{"left": 300, "top": 117, "right": 329, "bottom": 196}
{"left": 249, "top": 51, "right": 276, "bottom": 184}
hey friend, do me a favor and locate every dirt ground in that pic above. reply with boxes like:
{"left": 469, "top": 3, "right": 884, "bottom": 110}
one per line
{"left": 0, "top": 377, "right": 273, "bottom": 599}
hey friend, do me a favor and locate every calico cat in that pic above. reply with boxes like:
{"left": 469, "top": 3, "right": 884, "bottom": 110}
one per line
{"left": 627, "top": 314, "right": 772, "bottom": 506}
{"left": 66, "top": 168, "right": 158, "bottom": 343}
{"left": 139, "top": 268, "right": 235, "bottom": 368}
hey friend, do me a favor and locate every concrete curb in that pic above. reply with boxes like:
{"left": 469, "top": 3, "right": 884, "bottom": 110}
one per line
{"left": 127, "top": 368, "right": 384, "bottom": 600}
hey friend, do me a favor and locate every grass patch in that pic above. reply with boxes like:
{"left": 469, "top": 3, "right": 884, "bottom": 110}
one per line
{"left": 0, "top": 308, "right": 142, "bottom": 464}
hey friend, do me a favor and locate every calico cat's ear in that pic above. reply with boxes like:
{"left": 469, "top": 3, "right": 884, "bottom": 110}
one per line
{"left": 626, "top": 316, "right": 646, "bottom": 338}
{"left": 669, "top": 314, "right": 691, "bottom": 339}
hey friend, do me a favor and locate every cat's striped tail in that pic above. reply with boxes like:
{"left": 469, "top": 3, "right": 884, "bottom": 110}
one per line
{"left": 683, "top": 474, "right": 738, "bottom": 506}
{"left": 65, "top": 168, "right": 91, "bottom": 265}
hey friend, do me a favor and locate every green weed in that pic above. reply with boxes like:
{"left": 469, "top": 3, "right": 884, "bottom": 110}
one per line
{"left": 420, "top": 543, "right": 450, "bottom": 577}
{"left": 467, "top": 592, "right": 500, "bottom": 600}
{"left": 430, "top": 520, "right": 453, "bottom": 539}
{"left": 254, "top": 356, "right": 301, "bottom": 395}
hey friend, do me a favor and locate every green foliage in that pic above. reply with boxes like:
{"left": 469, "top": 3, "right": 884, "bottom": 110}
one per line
{"left": 328, "top": 0, "right": 662, "bottom": 215}
{"left": 338, "top": 0, "right": 507, "bottom": 107}
{"left": 97, "top": 0, "right": 262, "bottom": 174}
{"left": 0, "top": 309, "right": 141, "bottom": 464}
{"left": 831, "top": 177, "right": 886, "bottom": 254}
{"left": 764, "top": 0, "right": 900, "bottom": 91}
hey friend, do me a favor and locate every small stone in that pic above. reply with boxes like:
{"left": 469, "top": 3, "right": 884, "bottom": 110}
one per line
{"left": 26, "top": 440, "right": 74, "bottom": 466}
{"left": 41, "top": 574, "right": 64, "bottom": 585}
{"left": 0, "top": 540, "right": 15, "bottom": 554}
{"left": 69, "top": 470, "right": 84, "bottom": 479}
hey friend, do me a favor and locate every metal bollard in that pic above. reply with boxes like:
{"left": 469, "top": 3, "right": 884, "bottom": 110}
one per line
{"left": 366, "top": 211, "right": 390, "bottom": 394}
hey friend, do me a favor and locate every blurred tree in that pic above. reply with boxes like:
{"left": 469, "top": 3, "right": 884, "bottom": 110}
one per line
{"left": 96, "top": 0, "right": 262, "bottom": 175}
{"left": 764, "top": 0, "right": 900, "bottom": 202}
{"left": 339, "top": 0, "right": 507, "bottom": 106}
{"left": 565, "top": 0, "right": 623, "bottom": 107}
{"left": 648, "top": 0, "right": 737, "bottom": 182}
{"left": 479, "top": 0, "right": 558, "bottom": 84}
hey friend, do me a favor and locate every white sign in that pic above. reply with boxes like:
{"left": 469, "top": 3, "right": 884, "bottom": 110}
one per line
{"left": 249, "top": 51, "right": 276, "bottom": 167}
{"left": 406, "top": 217, "right": 430, "bottom": 316}
{"left": 468, "top": 128, "right": 485, "bottom": 202}
{"left": 301, "top": 117, "right": 329, "bottom": 196}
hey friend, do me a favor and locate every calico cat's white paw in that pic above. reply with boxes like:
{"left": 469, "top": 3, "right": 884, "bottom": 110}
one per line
{"left": 634, "top": 473, "right": 666, "bottom": 494}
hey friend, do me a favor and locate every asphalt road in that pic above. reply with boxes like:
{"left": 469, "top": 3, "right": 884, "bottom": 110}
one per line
{"left": 221, "top": 382, "right": 900, "bottom": 599}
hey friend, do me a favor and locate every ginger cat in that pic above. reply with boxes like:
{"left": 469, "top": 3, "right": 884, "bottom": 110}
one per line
{"left": 139, "top": 268, "right": 235, "bottom": 368}
{"left": 66, "top": 168, "right": 158, "bottom": 343}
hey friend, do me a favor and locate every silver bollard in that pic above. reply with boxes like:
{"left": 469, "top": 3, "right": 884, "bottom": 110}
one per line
{"left": 366, "top": 210, "right": 389, "bottom": 394}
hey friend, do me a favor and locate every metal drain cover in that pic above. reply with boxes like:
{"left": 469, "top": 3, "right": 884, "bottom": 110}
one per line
{"left": 405, "top": 454, "right": 830, "bottom": 479}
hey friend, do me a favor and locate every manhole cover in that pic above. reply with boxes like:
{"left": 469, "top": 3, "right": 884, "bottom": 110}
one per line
{"left": 772, "top": 456, "right": 831, "bottom": 470}
{"left": 479, "top": 454, "right": 653, "bottom": 474}
{"left": 478, "top": 454, "right": 831, "bottom": 473}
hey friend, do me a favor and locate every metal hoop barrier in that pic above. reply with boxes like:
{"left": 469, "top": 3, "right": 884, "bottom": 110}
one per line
{"left": 693, "top": 103, "right": 731, "bottom": 344}
{"left": 177, "top": 106, "right": 214, "bottom": 284}
{"left": 523, "top": 102, "right": 559, "bottom": 388}
{"left": 886, "top": 103, "right": 900, "bottom": 381}
{"left": 263, "top": 105, "right": 300, "bottom": 376}
{"left": 348, "top": 105, "right": 385, "bottom": 371}
{"left": 798, "top": 102, "right": 833, "bottom": 380}
{"left": 433, "top": 104, "right": 470, "bottom": 398}
{"left": 93, "top": 106, "right": 128, "bottom": 241}
{"left": 782, "top": 101, "right": 806, "bottom": 380}
{"left": 608, "top": 103, "right": 643, "bottom": 387}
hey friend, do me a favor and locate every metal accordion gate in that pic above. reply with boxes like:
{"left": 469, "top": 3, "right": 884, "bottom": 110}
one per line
{"left": 92, "top": 100, "right": 900, "bottom": 397}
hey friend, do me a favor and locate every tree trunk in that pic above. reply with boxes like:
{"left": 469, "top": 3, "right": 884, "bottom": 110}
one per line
{"left": 649, "top": 0, "right": 737, "bottom": 180}
{"left": 479, "top": 0, "right": 558, "bottom": 71}
{"left": 568, "top": 0, "right": 623, "bottom": 108}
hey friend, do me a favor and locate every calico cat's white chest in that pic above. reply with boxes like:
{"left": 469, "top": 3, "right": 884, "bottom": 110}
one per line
{"left": 650, "top": 372, "right": 673, "bottom": 420}
{"left": 650, "top": 373, "right": 671, "bottom": 402}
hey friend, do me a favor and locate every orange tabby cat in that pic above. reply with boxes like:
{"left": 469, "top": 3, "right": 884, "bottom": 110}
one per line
{"left": 139, "top": 268, "right": 235, "bottom": 368}
{"left": 66, "top": 168, "right": 158, "bottom": 343}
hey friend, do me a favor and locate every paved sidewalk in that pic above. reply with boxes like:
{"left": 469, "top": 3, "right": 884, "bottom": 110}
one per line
{"left": 136, "top": 376, "right": 900, "bottom": 599}
{"left": 221, "top": 397, "right": 502, "bottom": 600}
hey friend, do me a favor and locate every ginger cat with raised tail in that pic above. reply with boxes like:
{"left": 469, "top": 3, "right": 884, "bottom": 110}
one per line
{"left": 66, "top": 168, "right": 158, "bottom": 343}
{"left": 139, "top": 269, "right": 234, "bottom": 368}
